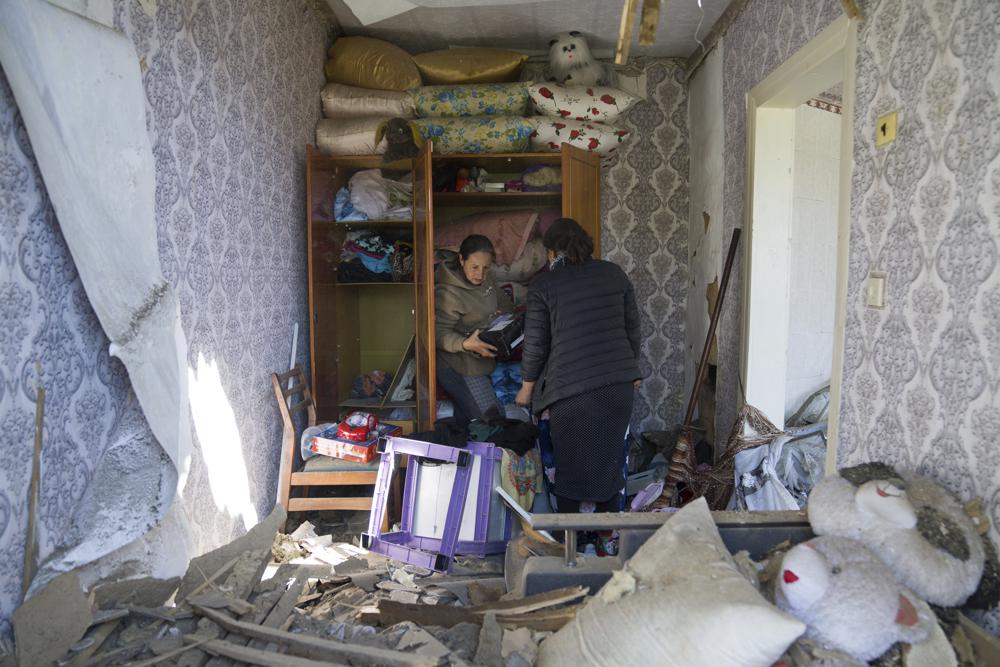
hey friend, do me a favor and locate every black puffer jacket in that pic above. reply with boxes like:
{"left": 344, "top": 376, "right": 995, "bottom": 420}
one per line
{"left": 521, "top": 258, "right": 641, "bottom": 412}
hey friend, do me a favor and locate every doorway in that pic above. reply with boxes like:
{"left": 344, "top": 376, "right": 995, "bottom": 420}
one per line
{"left": 740, "top": 15, "right": 857, "bottom": 472}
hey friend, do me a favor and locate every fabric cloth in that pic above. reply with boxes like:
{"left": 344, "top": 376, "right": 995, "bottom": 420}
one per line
{"left": 490, "top": 361, "right": 522, "bottom": 405}
{"left": 501, "top": 448, "right": 544, "bottom": 512}
{"left": 548, "top": 382, "right": 633, "bottom": 501}
{"left": 432, "top": 209, "right": 538, "bottom": 266}
{"left": 521, "top": 258, "right": 641, "bottom": 413}
{"left": 434, "top": 257, "right": 514, "bottom": 377}
{"left": 556, "top": 492, "right": 621, "bottom": 514}
{"left": 436, "top": 362, "right": 503, "bottom": 426}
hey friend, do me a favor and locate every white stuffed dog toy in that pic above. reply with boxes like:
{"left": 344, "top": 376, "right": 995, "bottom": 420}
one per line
{"left": 777, "top": 536, "right": 935, "bottom": 662}
{"left": 808, "top": 463, "right": 986, "bottom": 607}
{"left": 547, "top": 31, "right": 606, "bottom": 87}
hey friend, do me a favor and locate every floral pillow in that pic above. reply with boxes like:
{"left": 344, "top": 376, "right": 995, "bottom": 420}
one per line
{"left": 529, "top": 83, "right": 639, "bottom": 122}
{"left": 530, "top": 119, "right": 629, "bottom": 156}
{"left": 412, "top": 83, "right": 531, "bottom": 118}
{"left": 413, "top": 117, "right": 536, "bottom": 154}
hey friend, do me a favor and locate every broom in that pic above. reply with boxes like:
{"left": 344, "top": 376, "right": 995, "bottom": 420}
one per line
{"left": 666, "top": 228, "right": 742, "bottom": 490}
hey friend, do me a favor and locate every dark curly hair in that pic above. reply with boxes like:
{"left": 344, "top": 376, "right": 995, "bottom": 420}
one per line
{"left": 542, "top": 218, "right": 594, "bottom": 264}
{"left": 458, "top": 234, "right": 496, "bottom": 260}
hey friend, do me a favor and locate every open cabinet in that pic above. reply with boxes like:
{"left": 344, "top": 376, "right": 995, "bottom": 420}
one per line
{"left": 306, "top": 142, "right": 601, "bottom": 431}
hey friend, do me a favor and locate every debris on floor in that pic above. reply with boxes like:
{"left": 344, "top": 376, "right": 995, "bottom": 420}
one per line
{"left": 25, "top": 507, "right": 580, "bottom": 666}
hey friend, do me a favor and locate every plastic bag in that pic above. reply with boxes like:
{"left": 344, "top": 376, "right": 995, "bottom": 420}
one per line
{"left": 730, "top": 435, "right": 799, "bottom": 511}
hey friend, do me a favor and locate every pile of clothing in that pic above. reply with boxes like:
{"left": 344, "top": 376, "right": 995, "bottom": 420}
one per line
{"left": 334, "top": 169, "right": 412, "bottom": 222}
{"left": 338, "top": 231, "right": 413, "bottom": 283}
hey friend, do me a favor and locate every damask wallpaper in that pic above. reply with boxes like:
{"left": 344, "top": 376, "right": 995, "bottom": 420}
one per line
{"left": 0, "top": 0, "right": 331, "bottom": 637}
{"left": 837, "top": 0, "right": 1000, "bottom": 633}
{"left": 600, "top": 60, "right": 690, "bottom": 432}
{"left": 716, "top": 0, "right": 844, "bottom": 459}
{"left": 521, "top": 58, "right": 690, "bottom": 432}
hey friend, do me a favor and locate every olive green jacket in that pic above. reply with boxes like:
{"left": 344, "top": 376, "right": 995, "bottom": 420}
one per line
{"left": 435, "top": 258, "right": 514, "bottom": 377}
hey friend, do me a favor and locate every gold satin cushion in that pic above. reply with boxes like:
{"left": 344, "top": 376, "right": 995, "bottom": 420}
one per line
{"left": 324, "top": 36, "right": 421, "bottom": 92}
{"left": 413, "top": 48, "right": 528, "bottom": 85}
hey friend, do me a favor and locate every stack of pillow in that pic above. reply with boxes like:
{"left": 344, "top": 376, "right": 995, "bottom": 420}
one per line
{"left": 316, "top": 36, "right": 640, "bottom": 157}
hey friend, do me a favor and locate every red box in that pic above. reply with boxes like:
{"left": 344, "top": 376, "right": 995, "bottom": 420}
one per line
{"left": 310, "top": 423, "right": 402, "bottom": 463}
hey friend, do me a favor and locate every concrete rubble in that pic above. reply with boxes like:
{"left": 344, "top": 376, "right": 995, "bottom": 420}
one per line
{"left": 7, "top": 507, "right": 574, "bottom": 666}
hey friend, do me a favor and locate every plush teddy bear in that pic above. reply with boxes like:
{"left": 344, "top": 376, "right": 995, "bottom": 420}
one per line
{"left": 375, "top": 117, "right": 423, "bottom": 163}
{"left": 547, "top": 31, "right": 606, "bottom": 87}
{"left": 776, "top": 536, "right": 935, "bottom": 662}
{"left": 807, "top": 462, "right": 988, "bottom": 607}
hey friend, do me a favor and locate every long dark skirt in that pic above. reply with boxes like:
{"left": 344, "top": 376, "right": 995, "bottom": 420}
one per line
{"left": 548, "top": 382, "right": 633, "bottom": 502}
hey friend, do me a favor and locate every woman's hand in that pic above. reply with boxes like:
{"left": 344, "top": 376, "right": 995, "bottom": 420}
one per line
{"left": 462, "top": 329, "right": 497, "bottom": 357}
{"left": 515, "top": 381, "right": 535, "bottom": 408}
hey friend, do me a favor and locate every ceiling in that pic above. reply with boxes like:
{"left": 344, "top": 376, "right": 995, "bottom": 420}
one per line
{"left": 325, "top": 0, "right": 735, "bottom": 59}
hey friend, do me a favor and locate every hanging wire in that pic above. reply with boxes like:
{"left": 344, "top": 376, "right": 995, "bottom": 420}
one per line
{"left": 694, "top": 0, "right": 707, "bottom": 55}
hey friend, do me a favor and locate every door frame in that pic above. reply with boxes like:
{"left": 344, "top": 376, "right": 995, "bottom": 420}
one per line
{"left": 739, "top": 14, "right": 857, "bottom": 472}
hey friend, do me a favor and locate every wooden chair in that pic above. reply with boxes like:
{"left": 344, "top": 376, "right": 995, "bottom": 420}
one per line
{"left": 272, "top": 366, "right": 387, "bottom": 530}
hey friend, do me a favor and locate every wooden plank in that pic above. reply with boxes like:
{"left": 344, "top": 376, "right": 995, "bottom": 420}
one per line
{"left": 247, "top": 575, "right": 309, "bottom": 652}
{"left": 373, "top": 601, "right": 579, "bottom": 632}
{"left": 23, "top": 380, "right": 44, "bottom": 595}
{"left": 467, "top": 586, "right": 587, "bottom": 615}
{"left": 193, "top": 638, "right": 349, "bottom": 667}
{"left": 290, "top": 471, "right": 378, "bottom": 486}
{"left": 180, "top": 554, "right": 242, "bottom": 603}
{"left": 192, "top": 606, "right": 442, "bottom": 667}
{"left": 561, "top": 143, "right": 602, "bottom": 257}
{"left": 128, "top": 637, "right": 211, "bottom": 667}
{"left": 287, "top": 497, "right": 373, "bottom": 512}
{"left": 614, "top": 0, "right": 640, "bottom": 64}
{"left": 64, "top": 619, "right": 121, "bottom": 667}
{"left": 282, "top": 382, "right": 307, "bottom": 398}
{"left": 638, "top": 0, "right": 661, "bottom": 45}
{"left": 413, "top": 141, "right": 435, "bottom": 431}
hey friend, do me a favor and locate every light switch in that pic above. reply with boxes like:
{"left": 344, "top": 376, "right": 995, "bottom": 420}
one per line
{"left": 876, "top": 111, "right": 897, "bottom": 147}
{"left": 867, "top": 271, "right": 886, "bottom": 308}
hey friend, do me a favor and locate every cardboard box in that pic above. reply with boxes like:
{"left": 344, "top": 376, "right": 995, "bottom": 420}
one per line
{"left": 311, "top": 423, "right": 402, "bottom": 463}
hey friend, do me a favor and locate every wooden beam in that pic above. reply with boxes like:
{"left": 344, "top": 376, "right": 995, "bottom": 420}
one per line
{"left": 286, "top": 497, "right": 373, "bottom": 512}
{"left": 193, "top": 638, "right": 347, "bottom": 667}
{"left": 290, "top": 471, "right": 378, "bottom": 486}
{"left": 615, "top": 0, "right": 640, "bottom": 65}
{"left": 840, "top": 0, "right": 862, "bottom": 20}
{"left": 192, "top": 606, "right": 442, "bottom": 667}
{"left": 638, "top": 0, "right": 661, "bottom": 46}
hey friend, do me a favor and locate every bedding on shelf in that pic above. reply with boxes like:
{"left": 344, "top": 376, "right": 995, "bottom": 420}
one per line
{"left": 412, "top": 116, "right": 535, "bottom": 154}
{"left": 433, "top": 209, "right": 538, "bottom": 265}
{"left": 321, "top": 83, "right": 414, "bottom": 118}
{"left": 412, "top": 82, "right": 531, "bottom": 118}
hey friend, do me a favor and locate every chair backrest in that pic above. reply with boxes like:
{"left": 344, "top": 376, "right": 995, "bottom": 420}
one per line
{"left": 271, "top": 366, "right": 316, "bottom": 440}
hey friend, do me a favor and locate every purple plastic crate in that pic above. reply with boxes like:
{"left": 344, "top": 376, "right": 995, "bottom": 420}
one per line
{"left": 363, "top": 437, "right": 513, "bottom": 572}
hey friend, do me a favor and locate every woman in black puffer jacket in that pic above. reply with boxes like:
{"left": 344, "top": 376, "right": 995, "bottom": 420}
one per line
{"left": 515, "top": 218, "right": 642, "bottom": 513}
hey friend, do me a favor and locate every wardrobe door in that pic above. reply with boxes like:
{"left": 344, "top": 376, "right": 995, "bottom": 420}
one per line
{"left": 412, "top": 142, "right": 436, "bottom": 430}
{"left": 561, "top": 142, "right": 602, "bottom": 256}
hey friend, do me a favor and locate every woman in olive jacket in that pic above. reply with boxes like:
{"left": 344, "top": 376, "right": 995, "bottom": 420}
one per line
{"left": 435, "top": 234, "right": 513, "bottom": 425}
{"left": 515, "top": 219, "right": 641, "bottom": 512}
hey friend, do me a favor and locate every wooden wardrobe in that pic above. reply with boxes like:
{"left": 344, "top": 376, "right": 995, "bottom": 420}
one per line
{"left": 305, "top": 142, "right": 601, "bottom": 431}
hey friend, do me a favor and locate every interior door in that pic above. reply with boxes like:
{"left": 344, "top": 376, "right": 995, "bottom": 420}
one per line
{"left": 561, "top": 142, "right": 602, "bottom": 256}
{"left": 412, "top": 142, "right": 436, "bottom": 430}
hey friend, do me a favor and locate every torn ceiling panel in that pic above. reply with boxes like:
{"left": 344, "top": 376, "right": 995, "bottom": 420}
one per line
{"left": 327, "top": 0, "right": 734, "bottom": 59}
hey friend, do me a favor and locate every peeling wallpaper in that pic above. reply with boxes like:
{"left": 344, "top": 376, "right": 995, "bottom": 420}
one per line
{"left": 0, "top": 0, "right": 331, "bottom": 637}
{"left": 837, "top": 0, "right": 1000, "bottom": 633}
